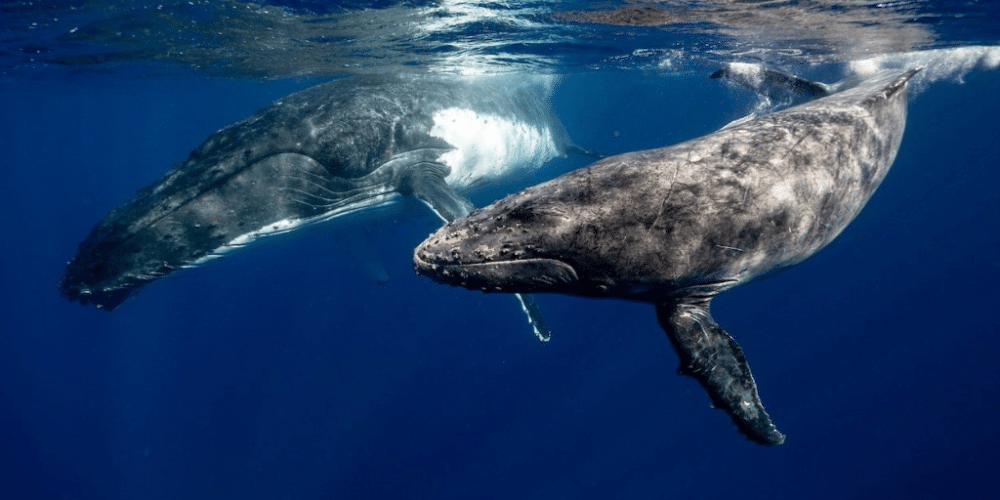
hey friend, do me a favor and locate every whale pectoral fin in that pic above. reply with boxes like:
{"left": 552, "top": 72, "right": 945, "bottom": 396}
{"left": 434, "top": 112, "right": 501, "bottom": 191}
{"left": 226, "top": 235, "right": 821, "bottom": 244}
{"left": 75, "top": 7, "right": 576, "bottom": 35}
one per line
{"left": 401, "top": 160, "right": 475, "bottom": 222}
{"left": 655, "top": 299, "right": 785, "bottom": 445}
{"left": 514, "top": 293, "right": 551, "bottom": 342}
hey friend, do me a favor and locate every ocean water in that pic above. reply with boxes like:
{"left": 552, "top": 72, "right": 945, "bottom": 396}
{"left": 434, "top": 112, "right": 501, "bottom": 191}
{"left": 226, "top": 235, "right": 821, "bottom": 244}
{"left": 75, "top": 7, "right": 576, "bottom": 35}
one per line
{"left": 2, "top": 2, "right": 999, "bottom": 499}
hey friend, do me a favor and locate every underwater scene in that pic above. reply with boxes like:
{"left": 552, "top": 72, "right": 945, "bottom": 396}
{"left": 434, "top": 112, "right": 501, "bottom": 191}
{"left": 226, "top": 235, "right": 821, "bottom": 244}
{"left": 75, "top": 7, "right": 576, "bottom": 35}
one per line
{"left": 2, "top": 1, "right": 999, "bottom": 499}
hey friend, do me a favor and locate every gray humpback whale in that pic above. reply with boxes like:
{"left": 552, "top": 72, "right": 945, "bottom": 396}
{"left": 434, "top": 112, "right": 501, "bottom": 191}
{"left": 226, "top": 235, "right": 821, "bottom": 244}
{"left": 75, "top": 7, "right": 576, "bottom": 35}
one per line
{"left": 60, "top": 75, "right": 580, "bottom": 339}
{"left": 414, "top": 68, "right": 921, "bottom": 445}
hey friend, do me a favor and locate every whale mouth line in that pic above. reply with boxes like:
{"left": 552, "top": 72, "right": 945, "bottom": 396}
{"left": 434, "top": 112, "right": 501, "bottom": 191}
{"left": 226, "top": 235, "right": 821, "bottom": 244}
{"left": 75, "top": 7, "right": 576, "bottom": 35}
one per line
{"left": 414, "top": 255, "right": 580, "bottom": 292}
{"left": 59, "top": 279, "right": 140, "bottom": 310}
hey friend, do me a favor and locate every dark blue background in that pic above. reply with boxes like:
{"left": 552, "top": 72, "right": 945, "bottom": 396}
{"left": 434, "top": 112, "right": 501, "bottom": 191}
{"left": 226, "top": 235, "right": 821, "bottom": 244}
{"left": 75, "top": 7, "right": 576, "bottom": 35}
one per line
{"left": 1, "top": 68, "right": 998, "bottom": 499}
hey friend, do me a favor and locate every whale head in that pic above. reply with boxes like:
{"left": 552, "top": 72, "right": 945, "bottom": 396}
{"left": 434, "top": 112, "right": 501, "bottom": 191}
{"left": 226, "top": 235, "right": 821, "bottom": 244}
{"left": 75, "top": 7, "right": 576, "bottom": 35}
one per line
{"left": 413, "top": 171, "right": 662, "bottom": 300}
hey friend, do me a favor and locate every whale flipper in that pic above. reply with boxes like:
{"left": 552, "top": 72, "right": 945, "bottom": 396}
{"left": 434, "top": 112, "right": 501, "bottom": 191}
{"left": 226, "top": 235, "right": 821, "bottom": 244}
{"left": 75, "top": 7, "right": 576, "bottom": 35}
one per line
{"left": 403, "top": 158, "right": 475, "bottom": 223}
{"left": 655, "top": 300, "right": 785, "bottom": 446}
{"left": 514, "top": 293, "right": 551, "bottom": 342}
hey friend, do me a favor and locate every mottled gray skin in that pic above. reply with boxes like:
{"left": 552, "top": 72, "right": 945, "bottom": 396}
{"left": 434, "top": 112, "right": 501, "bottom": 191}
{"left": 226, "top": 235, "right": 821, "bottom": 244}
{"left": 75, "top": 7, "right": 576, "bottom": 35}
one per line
{"left": 60, "top": 75, "right": 571, "bottom": 312}
{"left": 415, "top": 69, "right": 919, "bottom": 445}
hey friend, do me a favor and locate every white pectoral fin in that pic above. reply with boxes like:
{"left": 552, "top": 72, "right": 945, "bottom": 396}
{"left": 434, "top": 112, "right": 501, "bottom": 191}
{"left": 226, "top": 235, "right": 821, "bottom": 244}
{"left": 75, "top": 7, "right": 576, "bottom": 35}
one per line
{"left": 404, "top": 160, "right": 475, "bottom": 222}
{"left": 515, "top": 293, "right": 551, "bottom": 342}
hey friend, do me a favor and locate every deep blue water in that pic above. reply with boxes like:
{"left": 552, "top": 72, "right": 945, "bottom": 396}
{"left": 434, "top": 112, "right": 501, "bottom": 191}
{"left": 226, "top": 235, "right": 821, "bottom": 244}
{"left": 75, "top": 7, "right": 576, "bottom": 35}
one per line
{"left": 2, "top": 3, "right": 1000, "bottom": 500}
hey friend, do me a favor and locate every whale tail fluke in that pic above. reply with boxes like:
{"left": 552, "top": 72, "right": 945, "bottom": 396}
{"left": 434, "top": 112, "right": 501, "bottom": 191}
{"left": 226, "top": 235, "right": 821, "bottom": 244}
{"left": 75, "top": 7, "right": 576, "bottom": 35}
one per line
{"left": 656, "top": 299, "right": 786, "bottom": 446}
{"left": 713, "top": 66, "right": 831, "bottom": 98}
{"left": 712, "top": 64, "right": 834, "bottom": 122}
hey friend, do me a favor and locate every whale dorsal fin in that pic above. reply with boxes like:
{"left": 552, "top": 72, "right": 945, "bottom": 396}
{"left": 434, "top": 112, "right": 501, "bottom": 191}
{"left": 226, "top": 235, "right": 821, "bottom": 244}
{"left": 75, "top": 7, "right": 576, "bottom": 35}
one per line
{"left": 655, "top": 298, "right": 785, "bottom": 445}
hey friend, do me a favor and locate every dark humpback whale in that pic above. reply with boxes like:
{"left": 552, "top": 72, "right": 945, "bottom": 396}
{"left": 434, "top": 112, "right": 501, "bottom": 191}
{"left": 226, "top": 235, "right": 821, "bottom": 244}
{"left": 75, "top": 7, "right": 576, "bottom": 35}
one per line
{"left": 60, "top": 75, "right": 580, "bottom": 339}
{"left": 414, "top": 68, "right": 921, "bottom": 445}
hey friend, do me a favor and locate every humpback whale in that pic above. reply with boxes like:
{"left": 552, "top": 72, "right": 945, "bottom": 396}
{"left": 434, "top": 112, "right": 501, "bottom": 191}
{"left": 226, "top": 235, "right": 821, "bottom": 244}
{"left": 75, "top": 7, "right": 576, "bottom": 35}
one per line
{"left": 60, "top": 75, "right": 581, "bottom": 339}
{"left": 414, "top": 68, "right": 921, "bottom": 444}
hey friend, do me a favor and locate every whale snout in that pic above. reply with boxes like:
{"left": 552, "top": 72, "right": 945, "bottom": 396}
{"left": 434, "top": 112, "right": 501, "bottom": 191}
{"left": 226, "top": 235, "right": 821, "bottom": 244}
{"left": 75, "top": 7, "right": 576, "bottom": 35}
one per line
{"left": 59, "top": 255, "right": 152, "bottom": 310}
{"left": 414, "top": 186, "right": 587, "bottom": 293}
{"left": 413, "top": 251, "right": 579, "bottom": 293}
{"left": 413, "top": 223, "right": 579, "bottom": 293}
{"left": 58, "top": 275, "right": 136, "bottom": 310}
